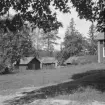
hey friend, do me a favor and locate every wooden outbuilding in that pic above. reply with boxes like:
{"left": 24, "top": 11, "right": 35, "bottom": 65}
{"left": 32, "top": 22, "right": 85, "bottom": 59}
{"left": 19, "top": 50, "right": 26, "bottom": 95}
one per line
{"left": 18, "top": 57, "right": 40, "bottom": 70}
{"left": 40, "top": 57, "right": 58, "bottom": 69}
{"left": 64, "top": 56, "right": 79, "bottom": 65}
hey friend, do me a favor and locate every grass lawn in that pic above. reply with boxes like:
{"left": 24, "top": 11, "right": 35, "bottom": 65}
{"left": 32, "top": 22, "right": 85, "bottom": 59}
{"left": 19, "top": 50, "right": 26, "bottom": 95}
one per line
{"left": 54, "top": 87, "right": 105, "bottom": 104}
{"left": 0, "top": 63, "right": 105, "bottom": 94}
{"left": 1, "top": 63, "right": 105, "bottom": 105}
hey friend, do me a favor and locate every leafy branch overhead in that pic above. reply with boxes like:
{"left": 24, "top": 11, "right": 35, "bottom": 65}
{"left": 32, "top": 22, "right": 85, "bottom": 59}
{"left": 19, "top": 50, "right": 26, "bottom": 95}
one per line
{"left": 0, "top": 0, "right": 70, "bottom": 32}
{"left": 0, "top": 0, "right": 105, "bottom": 32}
{"left": 0, "top": 26, "right": 34, "bottom": 64}
{"left": 71, "top": 0, "right": 105, "bottom": 32}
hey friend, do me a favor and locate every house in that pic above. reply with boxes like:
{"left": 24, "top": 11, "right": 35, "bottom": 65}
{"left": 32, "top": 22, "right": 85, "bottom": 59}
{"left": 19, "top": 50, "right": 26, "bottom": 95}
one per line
{"left": 18, "top": 57, "right": 40, "bottom": 70}
{"left": 64, "top": 56, "right": 79, "bottom": 65}
{"left": 40, "top": 57, "right": 58, "bottom": 69}
{"left": 95, "top": 32, "right": 105, "bottom": 63}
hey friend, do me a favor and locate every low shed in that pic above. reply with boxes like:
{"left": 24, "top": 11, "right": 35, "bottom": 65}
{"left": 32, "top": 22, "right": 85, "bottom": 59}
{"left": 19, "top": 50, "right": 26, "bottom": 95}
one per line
{"left": 40, "top": 57, "right": 58, "bottom": 69}
{"left": 64, "top": 56, "right": 78, "bottom": 65}
{"left": 19, "top": 57, "right": 40, "bottom": 70}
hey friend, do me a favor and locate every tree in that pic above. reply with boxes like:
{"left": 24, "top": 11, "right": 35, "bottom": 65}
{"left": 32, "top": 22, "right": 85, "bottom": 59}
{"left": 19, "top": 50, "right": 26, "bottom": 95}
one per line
{"left": 64, "top": 32, "right": 83, "bottom": 57}
{"left": 64, "top": 18, "right": 76, "bottom": 38}
{"left": 64, "top": 18, "right": 83, "bottom": 56}
{"left": 42, "top": 30, "right": 60, "bottom": 56}
{"left": 0, "top": 25, "right": 35, "bottom": 72}
{"left": 0, "top": 0, "right": 70, "bottom": 32}
{"left": 0, "top": 0, "right": 69, "bottom": 72}
{"left": 0, "top": 1, "right": 105, "bottom": 32}
{"left": 88, "top": 22, "right": 97, "bottom": 55}
{"left": 30, "top": 27, "right": 45, "bottom": 50}
{"left": 70, "top": 0, "right": 105, "bottom": 32}
{"left": 57, "top": 18, "right": 88, "bottom": 64}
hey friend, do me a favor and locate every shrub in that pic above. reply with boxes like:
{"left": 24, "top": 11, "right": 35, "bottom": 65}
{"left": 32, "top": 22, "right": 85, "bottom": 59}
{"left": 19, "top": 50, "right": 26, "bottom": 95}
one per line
{"left": 0, "top": 62, "right": 6, "bottom": 73}
{"left": 0, "top": 62, "right": 14, "bottom": 74}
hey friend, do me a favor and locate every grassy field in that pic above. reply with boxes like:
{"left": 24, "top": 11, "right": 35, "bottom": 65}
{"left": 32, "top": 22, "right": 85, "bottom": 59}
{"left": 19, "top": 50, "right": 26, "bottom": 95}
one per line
{"left": 1, "top": 63, "right": 105, "bottom": 104}
{"left": 0, "top": 63, "right": 105, "bottom": 94}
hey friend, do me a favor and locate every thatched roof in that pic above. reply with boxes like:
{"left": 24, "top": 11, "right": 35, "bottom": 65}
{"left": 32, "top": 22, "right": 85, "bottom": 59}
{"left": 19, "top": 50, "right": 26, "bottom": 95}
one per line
{"left": 41, "top": 57, "right": 57, "bottom": 64}
{"left": 64, "top": 55, "right": 97, "bottom": 65}
{"left": 64, "top": 56, "right": 78, "bottom": 64}
{"left": 20, "top": 57, "right": 35, "bottom": 65}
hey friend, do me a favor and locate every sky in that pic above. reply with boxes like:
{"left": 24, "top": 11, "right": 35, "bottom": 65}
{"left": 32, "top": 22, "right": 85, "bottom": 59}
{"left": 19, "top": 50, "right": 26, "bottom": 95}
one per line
{"left": 54, "top": 8, "right": 92, "bottom": 50}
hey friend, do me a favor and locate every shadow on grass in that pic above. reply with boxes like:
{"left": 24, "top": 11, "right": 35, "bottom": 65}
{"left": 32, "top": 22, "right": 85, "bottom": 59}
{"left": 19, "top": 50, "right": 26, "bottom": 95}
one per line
{"left": 4, "top": 69, "right": 105, "bottom": 105}
{"left": 71, "top": 69, "right": 105, "bottom": 80}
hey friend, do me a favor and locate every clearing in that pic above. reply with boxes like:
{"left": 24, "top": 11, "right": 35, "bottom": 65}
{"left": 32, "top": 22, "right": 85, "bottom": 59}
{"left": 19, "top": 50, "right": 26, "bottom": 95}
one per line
{"left": 0, "top": 63, "right": 105, "bottom": 105}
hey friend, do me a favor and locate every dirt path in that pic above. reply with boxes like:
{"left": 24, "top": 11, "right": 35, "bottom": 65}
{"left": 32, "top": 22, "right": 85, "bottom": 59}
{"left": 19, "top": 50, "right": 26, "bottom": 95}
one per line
{"left": 1, "top": 94, "right": 105, "bottom": 105}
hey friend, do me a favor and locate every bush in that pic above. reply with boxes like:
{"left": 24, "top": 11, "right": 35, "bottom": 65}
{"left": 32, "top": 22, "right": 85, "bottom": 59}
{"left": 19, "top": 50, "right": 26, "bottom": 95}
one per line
{"left": 0, "top": 62, "right": 6, "bottom": 73}
{"left": 0, "top": 62, "right": 14, "bottom": 74}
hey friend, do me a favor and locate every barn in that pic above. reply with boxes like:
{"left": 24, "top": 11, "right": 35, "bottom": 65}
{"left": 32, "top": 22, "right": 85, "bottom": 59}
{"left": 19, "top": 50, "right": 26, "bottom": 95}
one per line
{"left": 95, "top": 32, "right": 105, "bottom": 63}
{"left": 40, "top": 57, "right": 58, "bottom": 69}
{"left": 18, "top": 57, "right": 40, "bottom": 70}
{"left": 64, "top": 56, "right": 79, "bottom": 65}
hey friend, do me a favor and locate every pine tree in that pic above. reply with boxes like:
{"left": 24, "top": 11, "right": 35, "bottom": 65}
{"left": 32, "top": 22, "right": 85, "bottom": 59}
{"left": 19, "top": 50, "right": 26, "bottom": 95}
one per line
{"left": 64, "top": 18, "right": 83, "bottom": 56}
{"left": 56, "top": 18, "right": 90, "bottom": 65}
{"left": 65, "top": 18, "right": 76, "bottom": 37}
{"left": 88, "top": 22, "right": 97, "bottom": 55}
{"left": 58, "top": 18, "right": 88, "bottom": 63}
{"left": 42, "top": 30, "right": 60, "bottom": 56}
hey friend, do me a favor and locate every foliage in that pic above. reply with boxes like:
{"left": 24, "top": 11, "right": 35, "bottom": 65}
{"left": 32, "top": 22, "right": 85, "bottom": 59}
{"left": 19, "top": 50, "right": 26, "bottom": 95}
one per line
{"left": 42, "top": 30, "right": 60, "bottom": 56}
{"left": 30, "top": 27, "right": 44, "bottom": 51}
{"left": 63, "top": 18, "right": 85, "bottom": 58}
{"left": 0, "top": 0, "right": 105, "bottom": 32}
{"left": 0, "top": 62, "right": 6, "bottom": 73}
{"left": 71, "top": 0, "right": 105, "bottom": 32}
{"left": 56, "top": 50, "right": 65, "bottom": 65}
{"left": 64, "top": 32, "right": 83, "bottom": 56}
{"left": 0, "top": 0, "right": 70, "bottom": 32}
{"left": 0, "top": 0, "right": 69, "bottom": 72}
{"left": 88, "top": 23, "right": 97, "bottom": 55}
{"left": 57, "top": 18, "right": 90, "bottom": 64}
{"left": 0, "top": 25, "right": 34, "bottom": 72}
{"left": 29, "top": 26, "right": 61, "bottom": 57}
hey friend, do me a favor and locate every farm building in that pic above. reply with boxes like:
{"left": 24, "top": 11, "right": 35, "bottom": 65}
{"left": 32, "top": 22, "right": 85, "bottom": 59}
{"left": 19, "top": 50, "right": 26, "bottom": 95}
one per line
{"left": 64, "top": 55, "right": 97, "bottom": 65}
{"left": 40, "top": 57, "right": 58, "bottom": 69}
{"left": 95, "top": 32, "right": 105, "bottom": 63}
{"left": 18, "top": 57, "right": 40, "bottom": 70}
{"left": 64, "top": 56, "right": 79, "bottom": 65}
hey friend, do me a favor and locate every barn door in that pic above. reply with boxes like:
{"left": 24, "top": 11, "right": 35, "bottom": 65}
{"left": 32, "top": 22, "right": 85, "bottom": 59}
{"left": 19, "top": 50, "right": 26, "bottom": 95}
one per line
{"left": 32, "top": 64, "right": 36, "bottom": 70}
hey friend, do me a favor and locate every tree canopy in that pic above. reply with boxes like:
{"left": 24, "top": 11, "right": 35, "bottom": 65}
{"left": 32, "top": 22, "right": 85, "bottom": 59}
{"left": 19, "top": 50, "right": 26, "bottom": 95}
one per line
{"left": 41, "top": 30, "right": 60, "bottom": 56}
{"left": 0, "top": 0, "right": 70, "bottom": 32}
{"left": 57, "top": 18, "right": 88, "bottom": 65}
{"left": 0, "top": 24, "right": 35, "bottom": 72}
{"left": 71, "top": 0, "right": 105, "bottom": 32}
{"left": 0, "top": 0, "right": 104, "bottom": 32}
{"left": 64, "top": 29, "right": 84, "bottom": 58}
